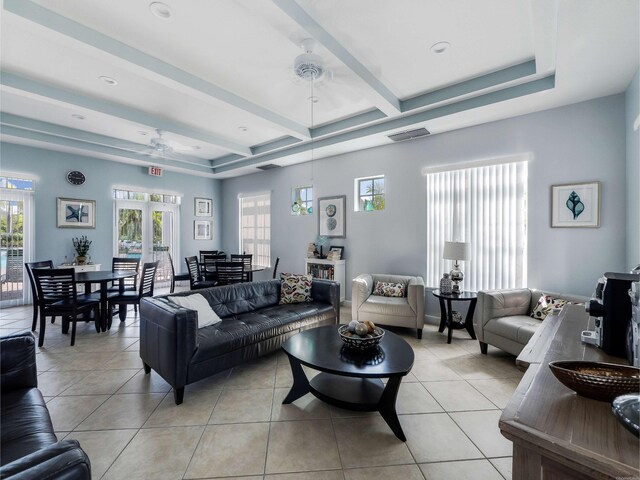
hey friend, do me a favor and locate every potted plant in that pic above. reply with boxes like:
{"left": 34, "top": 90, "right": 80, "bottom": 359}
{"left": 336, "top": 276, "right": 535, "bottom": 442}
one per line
{"left": 72, "top": 235, "right": 92, "bottom": 265}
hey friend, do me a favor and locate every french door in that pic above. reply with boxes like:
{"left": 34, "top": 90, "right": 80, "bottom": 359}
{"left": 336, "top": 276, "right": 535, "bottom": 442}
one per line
{"left": 114, "top": 200, "right": 179, "bottom": 288}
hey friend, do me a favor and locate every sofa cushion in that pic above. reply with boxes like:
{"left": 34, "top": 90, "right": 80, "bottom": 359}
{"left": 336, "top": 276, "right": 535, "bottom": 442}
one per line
{"left": 195, "top": 281, "right": 280, "bottom": 317}
{"left": 1, "top": 388, "right": 57, "bottom": 466}
{"left": 485, "top": 315, "right": 541, "bottom": 345}
{"left": 279, "top": 273, "right": 312, "bottom": 304}
{"left": 373, "top": 281, "right": 406, "bottom": 297}
{"left": 530, "top": 295, "right": 574, "bottom": 320}
{"left": 359, "top": 295, "right": 415, "bottom": 317}
{"left": 168, "top": 294, "right": 221, "bottom": 328}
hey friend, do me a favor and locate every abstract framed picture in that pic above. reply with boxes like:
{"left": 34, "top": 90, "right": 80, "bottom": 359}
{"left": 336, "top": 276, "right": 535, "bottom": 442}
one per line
{"left": 551, "top": 181, "right": 600, "bottom": 228}
{"left": 56, "top": 197, "right": 96, "bottom": 228}
{"left": 194, "top": 197, "right": 212, "bottom": 217}
{"left": 194, "top": 220, "right": 212, "bottom": 240}
{"left": 318, "top": 195, "right": 346, "bottom": 238}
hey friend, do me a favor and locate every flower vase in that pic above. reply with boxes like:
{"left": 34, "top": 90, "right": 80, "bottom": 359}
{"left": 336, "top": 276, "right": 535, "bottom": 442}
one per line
{"left": 76, "top": 256, "right": 87, "bottom": 265}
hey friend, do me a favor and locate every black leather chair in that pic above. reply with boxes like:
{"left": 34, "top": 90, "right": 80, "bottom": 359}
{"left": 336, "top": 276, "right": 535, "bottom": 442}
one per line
{"left": 230, "top": 254, "right": 253, "bottom": 281}
{"left": 24, "top": 260, "right": 54, "bottom": 332}
{"left": 169, "top": 253, "right": 189, "bottom": 294}
{"left": 215, "top": 261, "right": 245, "bottom": 285}
{"left": 185, "top": 256, "right": 216, "bottom": 290}
{"left": 107, "top": 261, "right": 158, "bottom": 327}
{"left": 32, "top": 268, "right": 100, "bottom": 347}
{"left": 0, "top": 332, "right": 92, "bottom": 479}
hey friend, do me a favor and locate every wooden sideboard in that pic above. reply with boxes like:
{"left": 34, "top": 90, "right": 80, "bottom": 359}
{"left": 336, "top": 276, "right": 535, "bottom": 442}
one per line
{"left": 500, "top": 305, "right": 639, "bottom": 480}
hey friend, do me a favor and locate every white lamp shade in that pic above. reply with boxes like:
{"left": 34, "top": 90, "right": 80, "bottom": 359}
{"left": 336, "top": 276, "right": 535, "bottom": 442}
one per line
{"left": 443, "top": 241, "right": 470, "bottom": 261}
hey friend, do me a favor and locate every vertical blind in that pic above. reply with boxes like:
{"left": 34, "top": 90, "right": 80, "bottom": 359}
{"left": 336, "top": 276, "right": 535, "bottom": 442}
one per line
{"left": 426, "top": 159, "right": 528, "bottom": 291}
{"left": 239, "top": 192, "right": 271, "bottom": 268}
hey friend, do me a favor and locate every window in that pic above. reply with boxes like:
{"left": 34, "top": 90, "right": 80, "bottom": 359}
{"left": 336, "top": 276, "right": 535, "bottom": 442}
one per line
{"left": 239, "top": 192, "right": 271, "bottom": 268}
{"left": 0, "top": 176, "right": 34, "bottom": 191}
{"left": 425, "top": 157, "right": 528, "bottom": 291}
{"left": 355, "top": 175, "right": 385, "bottom": 211}
{"left": 291, "top": 185, "right": 313, "bottom": 215}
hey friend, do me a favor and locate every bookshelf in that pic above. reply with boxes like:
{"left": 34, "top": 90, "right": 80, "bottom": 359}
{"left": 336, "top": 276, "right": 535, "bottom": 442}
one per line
{"left": 305, "top": 258, "right": 346, "bottom": 302}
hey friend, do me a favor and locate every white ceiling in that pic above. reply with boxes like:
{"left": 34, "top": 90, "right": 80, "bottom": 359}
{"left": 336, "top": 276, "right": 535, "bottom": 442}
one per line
{"left": 1, "top": 0, "right": 638, "bottom": 178}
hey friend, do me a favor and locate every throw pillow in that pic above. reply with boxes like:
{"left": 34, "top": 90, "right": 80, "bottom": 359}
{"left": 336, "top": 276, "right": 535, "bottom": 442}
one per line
{"left": 530, "top": 295, "right": 571, "bottom": 320}
{"left": 373, "top": 281, "right": 406, "bottom": 297}
{"left": 280, "top": 273, "right": 313, "bottom": 304}
{"left": 168, "top": 293, "right": 222, "bottom": 328}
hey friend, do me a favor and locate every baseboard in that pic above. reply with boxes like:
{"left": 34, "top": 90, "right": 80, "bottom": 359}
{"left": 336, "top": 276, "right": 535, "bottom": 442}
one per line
{"left": 425, "top": 314, "right": 440, "bottom": 326}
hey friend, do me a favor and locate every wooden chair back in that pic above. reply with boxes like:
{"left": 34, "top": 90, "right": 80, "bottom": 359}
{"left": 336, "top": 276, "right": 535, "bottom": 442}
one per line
{"left": 215, "top": 261, "right": 245, "bottom": 286}
{"left": 272, "top": 257, "right": 280, "bottom": 280}
{"left": 185, "top": 256, "right": 201, "bottom": 289}
{"left": 112, "top": 257, "right": 140, "bottom": 290}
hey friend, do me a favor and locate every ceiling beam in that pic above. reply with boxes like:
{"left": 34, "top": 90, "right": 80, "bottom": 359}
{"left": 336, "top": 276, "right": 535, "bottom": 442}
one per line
{"left": 272, "top": 0, "right": 401, "bottom": 115}
{"left": 1, "top": 125, "right": 215, "bottom": 176}
{"left": 3, "top": 0, "right": 310, "bottom": 140}
{"left": 0, "top": 113, "right": 213, "bottom": 169}
{"left": 1, "top": 71, "right": 252, "bottom": 156}
{"left": 214, "top": 74, "right": 555, "bottom": 173}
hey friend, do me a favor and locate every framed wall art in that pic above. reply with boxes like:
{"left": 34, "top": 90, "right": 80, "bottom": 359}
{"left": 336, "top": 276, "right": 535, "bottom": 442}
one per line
{"left": 57, "top": 197, "right": 96, "bottom": 228}
{"left": 551, "top": 181, "right": 600, "bottom": 228}
{"left": 194, "top": 220, "right": 212, "bottom": 240}
{"left": 318, "top": 195, "right": 346, "bottom": 238}
{"left": 195, "top": 197, "right": 212, "bottom": 217}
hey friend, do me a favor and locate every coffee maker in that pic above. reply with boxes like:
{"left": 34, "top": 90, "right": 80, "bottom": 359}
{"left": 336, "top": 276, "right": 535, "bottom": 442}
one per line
{"left": 584, "top": 271, "right": 640, "bottom": 359}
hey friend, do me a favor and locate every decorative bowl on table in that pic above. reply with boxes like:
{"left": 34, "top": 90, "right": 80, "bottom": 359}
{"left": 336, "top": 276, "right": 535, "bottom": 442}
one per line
{"left": 612, "top": 394, "right": 640, "bottom": 437}
{"left": 338, "top": 324, "right": 385, "bottom": 350}
{"left": 548, "top": 361, "right": 640, "bottom": 402}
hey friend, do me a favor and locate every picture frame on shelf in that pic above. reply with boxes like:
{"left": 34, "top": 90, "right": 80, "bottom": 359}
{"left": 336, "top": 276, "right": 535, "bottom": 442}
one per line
{"left": 194, "top": 197, "right": 212, "bottom": 217}
{"left": 56, "top": 197, "right": 96, "bottom": 229}
{"left": 551, "top": 181, "right": 600, "bottom": 228}
{"left": 194, "top": 220, "right": 212, "bottom": 240}
{"left": 329, "top": 246, "right": 344, "bottom": 259}
{"left": 318, "top": 195, "right": 346, "bottom": 238}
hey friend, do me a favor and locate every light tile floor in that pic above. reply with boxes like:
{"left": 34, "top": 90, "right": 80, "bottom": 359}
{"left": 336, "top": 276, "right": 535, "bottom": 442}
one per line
{"left": 1, "top": 297, "right": 522, "bottom": 480}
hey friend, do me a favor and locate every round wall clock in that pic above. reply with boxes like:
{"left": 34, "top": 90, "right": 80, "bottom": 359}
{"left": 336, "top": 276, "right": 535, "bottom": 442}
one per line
{"left": 66, "top": 170, "right": 86, "bottom": 185}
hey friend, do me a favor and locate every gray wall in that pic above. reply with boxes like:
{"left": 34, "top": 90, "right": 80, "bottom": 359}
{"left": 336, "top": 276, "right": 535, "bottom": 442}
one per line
{"left": 0, "top": 143, "right": 222, "bottom": 267}
{"left": 626, "top": 69, "right": 640, "bottom": 268}
{"left": 222, "top": 95, "right": 628, "bottom": 301}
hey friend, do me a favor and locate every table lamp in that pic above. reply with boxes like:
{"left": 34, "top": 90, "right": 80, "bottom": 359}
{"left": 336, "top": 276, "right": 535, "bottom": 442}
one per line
{"left": 443, "top": 241, "right": 470, "bottom": 294}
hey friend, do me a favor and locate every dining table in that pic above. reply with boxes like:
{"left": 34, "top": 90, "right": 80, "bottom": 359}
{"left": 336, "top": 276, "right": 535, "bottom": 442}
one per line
{"left": 76, "top": 270, "right": 137, "bottom": 332}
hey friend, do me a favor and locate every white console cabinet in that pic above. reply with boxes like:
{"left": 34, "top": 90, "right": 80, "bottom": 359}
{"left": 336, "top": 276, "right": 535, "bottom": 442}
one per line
{"left": 305, "top": 258, "right": 345, "bottom": 302}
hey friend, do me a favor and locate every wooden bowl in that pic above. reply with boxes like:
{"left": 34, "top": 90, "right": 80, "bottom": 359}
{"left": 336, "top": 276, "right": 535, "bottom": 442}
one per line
{"left": 548, "top": 361, "right": 640, "bottom": 402}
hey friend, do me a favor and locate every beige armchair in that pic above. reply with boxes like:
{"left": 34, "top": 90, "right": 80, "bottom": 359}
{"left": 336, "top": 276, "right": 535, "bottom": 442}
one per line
{"left": 352, "top": 274, "right": 425, "bottom": 338}
{"left": 475, "top": 288, "right": 589, "bottom": 356}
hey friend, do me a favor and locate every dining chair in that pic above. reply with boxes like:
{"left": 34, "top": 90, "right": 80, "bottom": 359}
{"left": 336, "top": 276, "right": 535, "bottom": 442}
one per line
{"left": 215, "top": 261, "right": 245, "bottom": 286}
{"left": 25, "top": 260, "right": 54, "bottom": 331}
{"left": 230, "top": 254, "right": 253, "bottom": 282}
{"left": 108, "top": 257, "right": 140, "bottom": 292}
{"left": 185, "top": 256, "right": 217, "bottom": 290}
{"left": 32, "top": 268, "right": 100, "bottom": 347}
{"left": 106, "top": 261, "right": 158, "bottom": 329}
{"left": 199, "top": 250, "right": 218, "bottom": 264}
{"left": 202, "top": 253, "right": 226, "bottom": 282}
{"left": 272, "top": 257, "right": 280, "bottom": 280}
{"left": 169, "top": 253, "right": 190, "bottom": 294}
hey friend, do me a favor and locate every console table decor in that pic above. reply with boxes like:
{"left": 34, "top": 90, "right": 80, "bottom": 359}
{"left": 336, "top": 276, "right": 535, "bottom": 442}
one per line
{"left": 501, "top": 305, "right": 639, "bottom": 479}
{"left": 432, "top": 289, "right": 477, "bottom": 344}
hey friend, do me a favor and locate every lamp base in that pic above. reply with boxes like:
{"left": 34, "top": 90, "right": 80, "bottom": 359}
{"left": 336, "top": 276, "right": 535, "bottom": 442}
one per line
{"left": 450, "top": 261, "right": 464, "bottom": 294}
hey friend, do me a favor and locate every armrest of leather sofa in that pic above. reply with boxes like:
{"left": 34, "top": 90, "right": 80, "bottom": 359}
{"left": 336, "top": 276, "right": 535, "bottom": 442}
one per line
{"left": 351, "top": 274, "right": 373, "bottom": 321}
{"left": 474, "top": 288, "right": 532, "bottom": 342}
{"left": 311, "top": 279, "right": 340, "bottom": 324}
{"left": 139, "top": 297, "right": 198, "bottom": 391}
{"left": 0, "top": 439, "right": 91, "bottom": 480}
{"left": 407, "top": 277, "right": 425, "bottom": 328}
{"left": 1, "top": 332, "right": 37, "bottom": 392}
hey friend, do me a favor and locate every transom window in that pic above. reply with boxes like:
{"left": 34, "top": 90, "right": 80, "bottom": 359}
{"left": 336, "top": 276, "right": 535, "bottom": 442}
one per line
{"left": 355, "top": 175, "right": 385, "bottom": 211}
{"left": 0, "top": 176, "right": 34, "bottom": 191}
{"left": 113, "top": 189, "right": 179, "bottom": 204}
{"left": 291, "top": 185, "right": 313, "bottom": 215}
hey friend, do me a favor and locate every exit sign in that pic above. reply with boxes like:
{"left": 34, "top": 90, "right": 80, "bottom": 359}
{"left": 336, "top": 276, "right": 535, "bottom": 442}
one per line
{"left": 148, "top": 166, "right": 163, "bottom": 177}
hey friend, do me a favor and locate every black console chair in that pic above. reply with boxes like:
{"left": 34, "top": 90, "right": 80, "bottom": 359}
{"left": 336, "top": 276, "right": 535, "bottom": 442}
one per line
{"left": 0, "top": 332, "right": 92, "bottom": 479}
{"left": 24, "top": 260, "right": 54, "bottom": 332}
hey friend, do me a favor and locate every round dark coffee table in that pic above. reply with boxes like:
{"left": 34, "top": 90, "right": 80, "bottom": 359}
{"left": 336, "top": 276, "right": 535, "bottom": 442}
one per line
{"left": 281, "top": 324, "right": 414, "bottom": 441}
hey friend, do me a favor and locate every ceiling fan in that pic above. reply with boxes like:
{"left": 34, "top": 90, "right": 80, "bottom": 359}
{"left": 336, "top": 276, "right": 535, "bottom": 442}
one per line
{"left": 141, "top": 129, "right": 196, "bottom": 158}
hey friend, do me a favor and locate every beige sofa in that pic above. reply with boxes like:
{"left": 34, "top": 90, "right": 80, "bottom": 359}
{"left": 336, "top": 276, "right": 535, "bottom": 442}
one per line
{"left": 352, "top": 274, "right": 425, "bottom": 338}
{"left": 474, "top": 288, "right": 589, "bottom": 355}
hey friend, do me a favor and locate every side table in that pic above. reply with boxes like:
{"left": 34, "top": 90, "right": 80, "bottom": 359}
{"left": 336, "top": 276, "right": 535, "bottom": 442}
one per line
{"left": 432, "top": 289, "right": 478, "bottom": 344}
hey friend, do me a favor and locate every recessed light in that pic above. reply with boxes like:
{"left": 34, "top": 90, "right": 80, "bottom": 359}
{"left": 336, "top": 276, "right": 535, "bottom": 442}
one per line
{"left": 430, "top": 41, "right": 450, "bottom": 54}
{"left": 307, "top": 96, "right": 319, "bottom": 104}
{"left": 71, "top": 114, "right": 85, "bottom": 120}
{"left": 238, "top": 126, "right": 248, "bottom": 132}
{"left": 137, "top": 130, "right": 149, "bottom": 136}
{"left": 149, "top": 2, "right": 172, "bottom": 19}
{"left": 98, "top": 75, "right": 118, "bottom": 85}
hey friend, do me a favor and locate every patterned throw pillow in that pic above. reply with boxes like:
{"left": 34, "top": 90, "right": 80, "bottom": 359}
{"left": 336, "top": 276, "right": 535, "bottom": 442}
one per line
{"left": 530, "top": 295, "right": 569, "bottom": 320}
{"left": 279, "top": 273, "right": 313, "bottom": 304}
{"left": 373, "top": 281, "right": 406, "bottom": 297}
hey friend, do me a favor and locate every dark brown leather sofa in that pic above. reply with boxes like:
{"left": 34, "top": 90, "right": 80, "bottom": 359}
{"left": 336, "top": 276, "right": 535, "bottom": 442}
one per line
{"left": 1, "top": 332, "right": 91, "bottom": 479}
{"left": 140, "top": 278, "right": 340, "bottom": 404}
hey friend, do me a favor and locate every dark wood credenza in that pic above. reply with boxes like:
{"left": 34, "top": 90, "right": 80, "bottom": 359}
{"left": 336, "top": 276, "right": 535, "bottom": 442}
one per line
{"left": 500, "top": 305, "right": 639, "bottom": 480}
